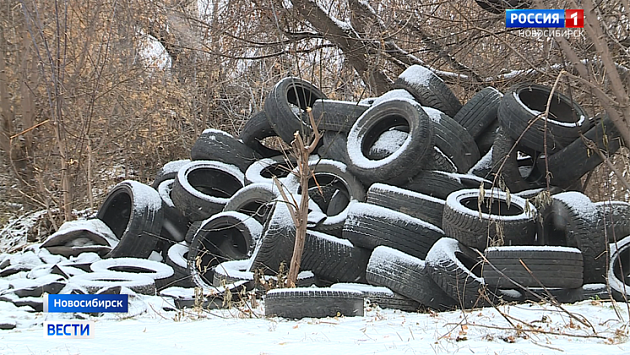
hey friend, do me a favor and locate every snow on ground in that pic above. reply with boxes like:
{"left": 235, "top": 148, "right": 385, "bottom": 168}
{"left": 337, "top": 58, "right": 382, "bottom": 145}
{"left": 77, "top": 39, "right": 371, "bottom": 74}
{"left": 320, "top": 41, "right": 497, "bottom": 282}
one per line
{"left": 0, "top": 294, "right": 629, "bottom": 354}
{"left": 1, "top": 211, "right": 629, "bottom": 354}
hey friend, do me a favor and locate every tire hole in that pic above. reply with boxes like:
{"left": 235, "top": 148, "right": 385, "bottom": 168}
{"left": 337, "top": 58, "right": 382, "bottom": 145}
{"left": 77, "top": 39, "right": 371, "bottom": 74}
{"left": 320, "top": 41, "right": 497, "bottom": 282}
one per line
{"left": 460, "top": 197, "right": 524, "bottom": 216}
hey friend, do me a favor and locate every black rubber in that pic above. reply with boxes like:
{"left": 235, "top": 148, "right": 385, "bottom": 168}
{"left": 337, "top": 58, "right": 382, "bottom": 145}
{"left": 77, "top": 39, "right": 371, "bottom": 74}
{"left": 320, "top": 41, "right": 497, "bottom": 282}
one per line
{"left": 283, "top": 159, "right": 366, "bottom": 233}
{"left": 548, "top": 192, "right": 605, "bottom": 284}
{"left": 264, "top": 288, "right": 364, "bottom": 319}
{"left": 247, "top": 201, "right": 297, "bottom": 275}
{"left": 238, "top": 111, "right": 283, "bottom": 158}
{"left": 476, "top": 120, "right": 499, "bottom": 157}
{"left": 366, "top": 183, "right": 445, "bottom": 228}
{"left": 244, "top": 155, "right": 296, "bottom": 185}
{"left": 441, "top": 188, "right": 537, "bottom": 250}
{"left": 594, "top": 201, "right": 630, "bottom": 244}
{"left": 264, "top": 77, "right": 327, "bottom": 144}
{"left": 366, "top": 246, "right": 457, "bottom": 311}
{"left": 97, "top": 180, "right": 164, "bottom": 259}
{"left": 317, "top": 131, "right": 352, "bottom": 166}
{"left": 491, "top": 127, "right": 546, "bottom": 192}
{"left": 425, "top": 237, "right": 488, "bottom": 309}
{"left": 187, "top": 211, "right": 262, "bottom": 288}
{"left": 165, "top": 242, "right": 195, "bottom": 288}
{"left": 482, "top": 246, "right": 583, "bottom": 289}
{"left": 157, "top": 179, "right": 190, "bottom": 244}
{"left": 171, "top": 160, "right": 245, "bottom": 221}
{"left": 467, "top": 148, "right": 494, "bottom": 180}
{"left": 223, "top": 182, "right": 279, "bottom": 225}
{"left": 346, "top": 98, "right": 434, "bottom": 185}
{"left": 520, "top": 283, "right": 612, "bottom": 303}
{"left": 330, "top": 283, "right": 421, "bottom": 312}
{"left": 498, "top": 82, "right": 590, "bottom": 154}
{"left": 342, "top": 202, "right": 444, "bottom": 260}
{"left": 310, "top": 99, "right": 370, "bottom": 133}
{"left": 151, "top": 159, "right": 191, "bottom": 189}
{"left": 393, "top": 65, "right": 462, "bottom": 117}
{"left": 404, "top": 170, "right": 492, "bottom": 200}
{"left": 191, "top": 128, "right": 261, "bottom": 172}
{"left": 453, "top": 87, "right": 502, "bottom": 139}
{"left": 544, "top": 115, "right": 624, "bottom": 188}
{"left": 300, "top": 230, "right": 370, "bottom": 283}
{"left": 423, "top": 106, "right": 480, "bottom": 172}
{"left": 607, "top": 235, "right": 630, "bottom": 299}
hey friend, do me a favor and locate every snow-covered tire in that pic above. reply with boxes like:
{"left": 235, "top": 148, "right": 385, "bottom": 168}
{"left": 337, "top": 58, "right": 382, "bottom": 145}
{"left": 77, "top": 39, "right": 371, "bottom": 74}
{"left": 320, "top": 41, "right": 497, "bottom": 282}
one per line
{"left": 393, "top": 65, "right": 462, "bottom": 117}
{"left": 301, "top": 230, "right": 370, "bottom": 283}
{"left": 366, "top": 183, "right": 445, "bottom": 228}
{"left": 310, "top": 99, "right": 369, "bottom": 133}
{"left": 468, "top": 148, "right": 494, "bottom": 180}
{"left": 97, "top": 180, "right": 164, "bottom": 259}
{"left": 213, "top": 260, "right": 316, "bottom": 287}
{"left": 442, "top": 188, "right": 537, "bottom": 250}
{"left": 423, "top": 107, "right": 480, "bottom": 172}
{"left": 425, "top": 237, "right": 488, "bottom": 309}
{"left": 521, "top": 283, "right": 612, "bottom": 303}
{"left": 318, "top": 132, "right": 351, "bottom": 166}
{"left": 171, "top": 161, "right": 245, "bottom": 221}
{"left": 608, "top": 236, "right": 630, "bottom": 300}
{"left": 223, "top": 182, "right": 279, "bottom": 224}
{"left": 476, "top": 120, "right": 499, "bottom": 156}
{"left": 482, "top": 246, "right": 583, "bottom": 289}
{"left": 151, "top": 159, "right": 191, "bottom": 189}
{"left": 191, "top": 129, "right": 261, "bottom": 172}
{"left": 343, "top": 202, "right": 444, "bottom": 260}
{"left": 330, "top": 283, "right": 421, "bottom": 312}
{"left": 366, "top": 246, "right": 457, "bottom": 311}
{"left": 453, "top": 87, "right": 502, "bottom": 139}
{"left": 187, "top": 211, "right": 263, "bottom": 288}
{"left": 247, "top": 202, "right": 296, "bottom": 275}
{"left": 283, "top": 159, "right": 366, "bottom": 233}
{"left": 264, "top": 288, "right": 364, "bottom": 319}
{"left": 68, "top": 271, "right": 157, "bottom": 295}
{"left": 346, "top": 98, "right": 434, "bottom": 185}
{"left": 264, "top": 77, "right": 327, "bottom": 144}
{"left": 404, "top": 171, "right": 492, "bottom": 200}
{"left": 594, "top": 201, "right": 630, "bottom": 243}
{"left": 491, "top": 127, "right": 545, "bottom": 192}
{"left": 245, "top": 155, "right": 296, "bottom": 185}
{"left": 548, "top": 192, "right": 604, "bottom": 283}
{"left": 372, "top": 89, "right": 417, "bottom": 106}
{"left": 544, "top": 115, "right": 623, "bottom": 188}
{"left": 212, "top": 259, "right": 252, "bottom": 286}
{"left": 90, "top": 258, "right": 175, "bottom": 291}
{"left": 157, "top": 179, "right": 190, "bottom": 244}
{"left": 498, "top": 83, "right": 590, "bottom": 154}
{"left": 366, "top": 127, "right": 409, "bottom": 160}
{"left": 238, "top": 111, "right": 283, "bottom": 158}
{"left": 165, "top": 242, "right": 195, "bottom": 288}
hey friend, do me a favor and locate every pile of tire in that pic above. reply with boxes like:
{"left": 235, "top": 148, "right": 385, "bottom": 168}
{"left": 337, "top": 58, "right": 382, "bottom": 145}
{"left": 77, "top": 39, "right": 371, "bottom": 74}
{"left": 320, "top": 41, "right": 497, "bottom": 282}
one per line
{"left": 4, "top": 64, "right": 628, "bottom": 319}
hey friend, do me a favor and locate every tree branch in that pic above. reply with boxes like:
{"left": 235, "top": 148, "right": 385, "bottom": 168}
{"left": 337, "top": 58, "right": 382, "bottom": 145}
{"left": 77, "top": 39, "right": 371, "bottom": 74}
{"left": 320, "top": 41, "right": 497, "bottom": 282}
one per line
{"left": 289, "top": 0, "right": 391, "bottom": 94}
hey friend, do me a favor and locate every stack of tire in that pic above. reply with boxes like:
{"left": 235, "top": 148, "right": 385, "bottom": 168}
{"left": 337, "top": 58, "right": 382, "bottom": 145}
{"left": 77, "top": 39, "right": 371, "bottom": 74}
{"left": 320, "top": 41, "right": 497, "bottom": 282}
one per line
{"left": 15, "top": 64, "right": 628, "bottom": 319}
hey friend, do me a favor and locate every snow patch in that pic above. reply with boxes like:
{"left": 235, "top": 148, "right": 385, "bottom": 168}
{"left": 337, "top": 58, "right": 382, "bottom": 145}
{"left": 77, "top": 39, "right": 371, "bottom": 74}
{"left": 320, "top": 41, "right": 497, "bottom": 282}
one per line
{"left": 398, "top": 65, "right": 435, "bottom": 87}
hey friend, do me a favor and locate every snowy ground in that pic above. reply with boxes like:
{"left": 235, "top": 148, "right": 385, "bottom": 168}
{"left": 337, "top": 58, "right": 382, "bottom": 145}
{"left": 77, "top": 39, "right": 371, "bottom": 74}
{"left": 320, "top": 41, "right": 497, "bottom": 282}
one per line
{"left": 1, "top": 212, "right": 629, "bottom": 354}
{"left": 0, "top": 293, "right": 629, "bottom": 354}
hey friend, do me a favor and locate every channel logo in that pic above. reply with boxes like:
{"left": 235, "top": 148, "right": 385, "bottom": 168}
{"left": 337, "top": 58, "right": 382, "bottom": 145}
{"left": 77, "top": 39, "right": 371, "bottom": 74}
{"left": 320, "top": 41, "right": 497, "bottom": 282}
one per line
{"left": 44, "top": 320, "right": 95, "bottom": 339}
{"left": 506, "top": 9, "right": 584, "bottom": 28}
